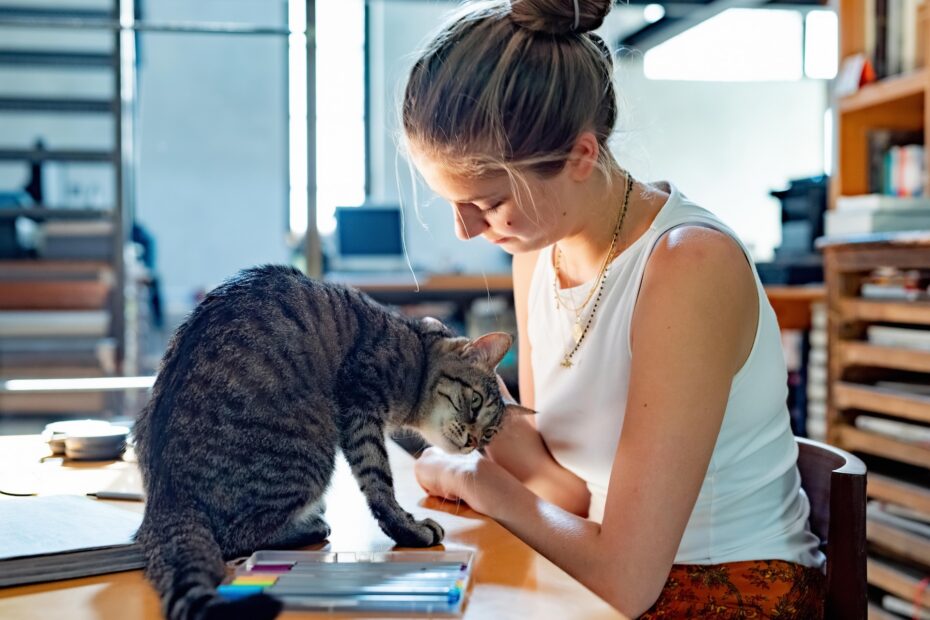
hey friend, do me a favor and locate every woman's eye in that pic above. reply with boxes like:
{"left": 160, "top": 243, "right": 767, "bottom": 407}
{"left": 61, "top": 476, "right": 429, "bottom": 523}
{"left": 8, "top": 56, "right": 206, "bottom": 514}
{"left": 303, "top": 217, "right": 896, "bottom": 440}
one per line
{"left": 482, "top": 429, "right": 495, "bottom": 441}
{"left": 484, "top": 201, "right": 503, "bottom": 212}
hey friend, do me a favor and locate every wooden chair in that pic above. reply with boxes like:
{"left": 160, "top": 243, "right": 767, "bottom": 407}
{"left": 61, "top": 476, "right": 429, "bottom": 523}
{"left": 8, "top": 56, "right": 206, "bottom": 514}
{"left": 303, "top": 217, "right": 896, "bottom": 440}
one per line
{"left": 796, "top": 436, "right": 868, "bottom": 620}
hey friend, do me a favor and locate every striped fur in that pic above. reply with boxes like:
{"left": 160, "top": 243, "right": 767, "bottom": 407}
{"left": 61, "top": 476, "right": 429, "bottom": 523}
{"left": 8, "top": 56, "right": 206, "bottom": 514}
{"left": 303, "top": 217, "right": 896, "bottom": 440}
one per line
{"left": 133, "top": 265, "right": 517, "bottom": 620}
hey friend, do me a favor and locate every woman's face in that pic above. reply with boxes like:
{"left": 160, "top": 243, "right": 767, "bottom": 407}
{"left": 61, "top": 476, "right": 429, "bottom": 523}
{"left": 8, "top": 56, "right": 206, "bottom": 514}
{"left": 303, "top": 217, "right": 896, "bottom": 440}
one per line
{"left": 412, "top": 150, "right": 570, "bottom": 255}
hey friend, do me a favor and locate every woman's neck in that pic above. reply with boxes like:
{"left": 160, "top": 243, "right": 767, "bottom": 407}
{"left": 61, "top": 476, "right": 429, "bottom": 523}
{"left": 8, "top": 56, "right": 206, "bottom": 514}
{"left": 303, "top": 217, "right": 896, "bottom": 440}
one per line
{"left": 554, "top": 171, "right": 646, "bottom": 288}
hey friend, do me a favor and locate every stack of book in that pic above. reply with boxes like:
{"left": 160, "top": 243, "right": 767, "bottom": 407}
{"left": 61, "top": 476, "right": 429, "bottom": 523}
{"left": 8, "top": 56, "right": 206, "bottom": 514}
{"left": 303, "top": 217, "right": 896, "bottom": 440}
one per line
{"left": 0, "top": 261, "right": 115, "bottom": 414}
{"left": 866, "top": 494, "right": 930, "bottom": 619}
{"left": 883, "top": 144, "right": 925, "bottom": 197}
{"left": 867, "top": 130, "right": 924, "bottom": 198}
{"left": 859, "top": 266, "right": 930, "bottom": 302}
{"left": 805, "top": 302, "right": 828, "bottom": 442}
{"left": 868, "top": 325, "right": 930, "bottom": 351}
{"left": 863, "top": 0, "right": 926, "bottom": 79}
{"left": 0, "top": 495, "right": 144, "bottom": 587}
{"left": 857, "top": 410, "right": 930, "bottom": 446}
{"left": 826, "top": 195, "right": 930, "bottom": 237}
{"left": 36, "top": 220, "right": 114, "bottom": 261}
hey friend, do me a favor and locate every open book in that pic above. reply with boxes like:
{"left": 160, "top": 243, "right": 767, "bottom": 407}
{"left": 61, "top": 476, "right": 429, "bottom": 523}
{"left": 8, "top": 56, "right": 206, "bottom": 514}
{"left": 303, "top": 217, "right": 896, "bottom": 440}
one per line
{"left": 0, "top": 495, "right": 144, "bottom": 587}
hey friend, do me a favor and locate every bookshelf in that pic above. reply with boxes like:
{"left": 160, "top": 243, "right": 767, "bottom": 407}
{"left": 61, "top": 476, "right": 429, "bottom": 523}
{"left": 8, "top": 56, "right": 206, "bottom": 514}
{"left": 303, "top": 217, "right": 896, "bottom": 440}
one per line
{"left": 838, "top": 68, "right": 927, "bottom": 115}
{"left": 0, "top": 0, "right": 135, "bottom": 416}
{"left": 821, "top": 236, "right": 930, "bottom": 618}
{"left": 835, "top": 0, "right": 929, "bottom": 200}
{"left": 832, "top": 2, "right": 930, "bottom": 615}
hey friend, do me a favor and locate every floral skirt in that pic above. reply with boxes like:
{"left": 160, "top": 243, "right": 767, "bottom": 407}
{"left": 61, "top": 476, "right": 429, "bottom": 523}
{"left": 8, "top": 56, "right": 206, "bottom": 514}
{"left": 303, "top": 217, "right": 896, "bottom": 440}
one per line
{"left": 639, "top": 559, "right": 825, "bottom": 619}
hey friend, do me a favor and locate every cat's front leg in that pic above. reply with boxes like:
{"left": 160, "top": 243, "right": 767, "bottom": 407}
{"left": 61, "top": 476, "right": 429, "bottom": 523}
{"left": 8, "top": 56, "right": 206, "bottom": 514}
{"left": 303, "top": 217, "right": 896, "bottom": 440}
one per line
{"left": 340, "top": 423, "right": 444, "bottom": 547}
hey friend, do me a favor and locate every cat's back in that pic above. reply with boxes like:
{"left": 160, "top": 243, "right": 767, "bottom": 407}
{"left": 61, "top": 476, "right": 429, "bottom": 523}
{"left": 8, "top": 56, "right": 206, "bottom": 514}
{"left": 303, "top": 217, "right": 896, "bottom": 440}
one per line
{"left": 169, "top": 264, "right": 365, "bottom": 352}
{"left": 133, "top": 265, "right": 376, "bottom": 468}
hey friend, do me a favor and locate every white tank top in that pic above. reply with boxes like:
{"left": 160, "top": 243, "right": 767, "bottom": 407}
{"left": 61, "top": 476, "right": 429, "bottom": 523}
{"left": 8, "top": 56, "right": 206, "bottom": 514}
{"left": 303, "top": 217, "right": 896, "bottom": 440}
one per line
{"left": 528, "top": 183, "right": 824, "bottom": 567}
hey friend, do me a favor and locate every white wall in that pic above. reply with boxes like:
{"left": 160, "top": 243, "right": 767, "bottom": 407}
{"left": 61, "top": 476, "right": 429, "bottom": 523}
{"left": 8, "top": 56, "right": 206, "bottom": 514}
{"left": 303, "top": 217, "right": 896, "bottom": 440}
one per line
{"left": 611, "top": 58, "right": 827, "bottom": 260}
{"left": 136, "top": 2, "right": 289, "bottom": 314}
{"left": 367, "top": 1, "right": 829, "bottom": 265}
{"left": 367, "top": 0, "right": 512, "bottom": 274}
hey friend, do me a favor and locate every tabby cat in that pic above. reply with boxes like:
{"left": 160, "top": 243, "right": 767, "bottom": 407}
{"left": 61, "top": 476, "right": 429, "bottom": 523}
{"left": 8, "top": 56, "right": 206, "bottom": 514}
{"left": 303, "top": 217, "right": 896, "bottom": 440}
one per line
{"left": 133, "top": 265, "right": 529, "bottom": 620}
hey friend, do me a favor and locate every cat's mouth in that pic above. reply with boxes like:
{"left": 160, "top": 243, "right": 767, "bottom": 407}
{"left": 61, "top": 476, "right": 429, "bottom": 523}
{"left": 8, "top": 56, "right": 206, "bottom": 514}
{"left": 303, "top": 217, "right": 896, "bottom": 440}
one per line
{"left": 442, "top": 431, "right": 477, "bottom": 454}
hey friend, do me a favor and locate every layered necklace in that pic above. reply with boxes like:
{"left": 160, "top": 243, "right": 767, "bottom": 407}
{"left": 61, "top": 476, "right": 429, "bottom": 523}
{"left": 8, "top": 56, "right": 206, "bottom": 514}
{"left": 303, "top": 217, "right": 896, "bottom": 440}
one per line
{"left": 553, "top": 173, "right": 633, "bottom": 368}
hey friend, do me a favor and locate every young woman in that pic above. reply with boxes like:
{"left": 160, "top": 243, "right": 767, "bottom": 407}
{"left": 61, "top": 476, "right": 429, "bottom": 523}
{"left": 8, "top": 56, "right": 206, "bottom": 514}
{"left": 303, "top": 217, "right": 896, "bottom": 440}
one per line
{"left": 403, "top": 0, "right": 825, "bottom": 617}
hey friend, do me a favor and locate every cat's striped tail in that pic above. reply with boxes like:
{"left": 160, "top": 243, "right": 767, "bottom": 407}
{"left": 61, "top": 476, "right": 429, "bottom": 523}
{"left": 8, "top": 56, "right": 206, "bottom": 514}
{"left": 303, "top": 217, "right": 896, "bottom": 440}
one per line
{"left": 136, "top": 503, "right": 282, "bottom": 620}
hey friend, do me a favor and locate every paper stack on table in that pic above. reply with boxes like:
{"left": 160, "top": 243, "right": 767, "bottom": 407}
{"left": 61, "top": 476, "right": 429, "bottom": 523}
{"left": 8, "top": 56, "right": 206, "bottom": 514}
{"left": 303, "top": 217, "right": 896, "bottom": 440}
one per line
{"left": 0, "top": 494, "right": 144, "bottom": 587}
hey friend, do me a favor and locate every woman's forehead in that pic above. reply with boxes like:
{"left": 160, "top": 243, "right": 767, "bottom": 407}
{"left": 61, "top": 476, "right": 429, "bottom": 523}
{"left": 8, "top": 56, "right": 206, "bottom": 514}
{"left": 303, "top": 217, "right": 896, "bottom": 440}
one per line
{"left": 411, "top": 150, "right": 511, "bottom": 203}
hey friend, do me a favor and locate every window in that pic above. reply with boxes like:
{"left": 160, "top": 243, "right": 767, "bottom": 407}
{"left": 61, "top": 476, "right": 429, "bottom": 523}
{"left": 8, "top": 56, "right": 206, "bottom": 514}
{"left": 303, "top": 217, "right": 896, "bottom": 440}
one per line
{"left": 643, "top": 8, "right": 836, "bottom": 82}
{"left": 805, "top": 10, "right": 838, "bottom": 80}
{"left": 289, "top": 0, "right": 366, "bottom": 236}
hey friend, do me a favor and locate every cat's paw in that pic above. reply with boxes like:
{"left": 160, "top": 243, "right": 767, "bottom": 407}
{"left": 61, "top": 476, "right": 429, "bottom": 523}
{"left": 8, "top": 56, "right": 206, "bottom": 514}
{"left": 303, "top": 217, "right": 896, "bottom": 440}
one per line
{"left": 265, "top": 516, "right": 331, "bottom": 550}
{"left": 281, "top": 520, "right": 331, "bottom": 548}
{"left": 393, "top": 517, "right": 444, "bottom": 547}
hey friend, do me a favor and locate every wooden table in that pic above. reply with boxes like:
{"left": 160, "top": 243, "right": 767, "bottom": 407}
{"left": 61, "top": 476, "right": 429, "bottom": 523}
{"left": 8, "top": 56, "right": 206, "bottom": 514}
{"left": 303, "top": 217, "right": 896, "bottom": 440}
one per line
{"left": 764, "top": 285, "right": 826, "bottom": 331}
{"left": 337, "top": 272, "right": 825, "bottom": 332}
{"left": 0, "top": 435, "right": 626, "bottom": 620}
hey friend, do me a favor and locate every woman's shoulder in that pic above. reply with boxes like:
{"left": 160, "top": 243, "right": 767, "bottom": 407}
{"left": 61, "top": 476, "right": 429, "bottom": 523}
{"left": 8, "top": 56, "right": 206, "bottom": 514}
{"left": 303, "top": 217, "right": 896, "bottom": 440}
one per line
{"left": 652, "top": 224, "right": 746, "bottom": 266}
{"left": 641, "top": 224, "right": 758, "bottom": 320}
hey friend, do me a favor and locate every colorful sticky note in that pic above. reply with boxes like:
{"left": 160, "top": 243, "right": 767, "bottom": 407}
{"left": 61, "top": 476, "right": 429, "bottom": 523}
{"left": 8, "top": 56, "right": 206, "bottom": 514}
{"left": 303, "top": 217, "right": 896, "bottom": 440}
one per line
{"left": 217, "top": 584, "right": 265, "bottom": 600}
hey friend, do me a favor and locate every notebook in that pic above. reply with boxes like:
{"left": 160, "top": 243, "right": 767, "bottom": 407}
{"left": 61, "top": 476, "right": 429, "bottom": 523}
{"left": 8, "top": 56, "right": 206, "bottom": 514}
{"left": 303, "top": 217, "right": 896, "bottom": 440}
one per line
{"left": 0, "top": 495, "right": 145, "bottom": 587}
{"left": 220, "top": 550, "right": 475, "bottom": 615}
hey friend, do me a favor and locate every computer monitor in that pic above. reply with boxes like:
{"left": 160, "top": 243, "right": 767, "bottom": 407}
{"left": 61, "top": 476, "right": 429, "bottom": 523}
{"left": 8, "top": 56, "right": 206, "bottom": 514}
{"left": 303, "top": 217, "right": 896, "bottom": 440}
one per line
{"left": 331, "top": 205, "right": 407, "bottom": 272}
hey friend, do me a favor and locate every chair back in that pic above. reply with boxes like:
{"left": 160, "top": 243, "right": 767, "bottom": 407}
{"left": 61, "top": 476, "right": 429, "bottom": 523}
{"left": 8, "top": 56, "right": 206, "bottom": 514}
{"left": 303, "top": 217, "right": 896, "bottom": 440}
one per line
{"left": 795, "top": 436, "right": 867, "bottom": 620}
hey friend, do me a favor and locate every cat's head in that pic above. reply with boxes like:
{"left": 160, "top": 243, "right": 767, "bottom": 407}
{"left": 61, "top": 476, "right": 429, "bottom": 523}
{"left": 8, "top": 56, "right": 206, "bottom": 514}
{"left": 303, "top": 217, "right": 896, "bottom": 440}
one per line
{"left": 416, "top": 319, "right": 534, "bottom": 454}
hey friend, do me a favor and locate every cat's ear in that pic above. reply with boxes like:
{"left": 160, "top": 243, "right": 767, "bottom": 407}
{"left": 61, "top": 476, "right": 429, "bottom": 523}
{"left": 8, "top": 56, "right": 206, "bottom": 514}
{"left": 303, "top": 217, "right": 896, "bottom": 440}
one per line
{"left": 463, "top": 332, "right": 513, "bottom": 369}
{"left": 506, "top": 402, "right": 537, "bottom": 416}
{"left": 420, "top": 316, "right": 446, "bottom": 333}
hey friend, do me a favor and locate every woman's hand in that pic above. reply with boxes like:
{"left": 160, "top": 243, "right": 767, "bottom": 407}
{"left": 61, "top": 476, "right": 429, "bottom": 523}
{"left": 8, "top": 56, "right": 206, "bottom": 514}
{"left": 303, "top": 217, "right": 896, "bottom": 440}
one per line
{"left": 414, "top": 447, "right": 489, "bottom": 512}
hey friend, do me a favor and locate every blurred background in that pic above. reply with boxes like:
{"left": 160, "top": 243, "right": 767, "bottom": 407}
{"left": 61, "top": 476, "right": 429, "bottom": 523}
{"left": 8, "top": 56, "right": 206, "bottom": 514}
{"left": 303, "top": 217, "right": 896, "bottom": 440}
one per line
{"left": 3, "top": 3, "right": 930, "bottom": 614}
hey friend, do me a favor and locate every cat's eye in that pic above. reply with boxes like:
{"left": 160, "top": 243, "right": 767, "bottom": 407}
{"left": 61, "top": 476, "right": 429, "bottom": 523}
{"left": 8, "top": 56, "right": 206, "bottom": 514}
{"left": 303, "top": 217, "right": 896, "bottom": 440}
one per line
{"left": 470, "top": 392, "right": 483, "bottom": 412}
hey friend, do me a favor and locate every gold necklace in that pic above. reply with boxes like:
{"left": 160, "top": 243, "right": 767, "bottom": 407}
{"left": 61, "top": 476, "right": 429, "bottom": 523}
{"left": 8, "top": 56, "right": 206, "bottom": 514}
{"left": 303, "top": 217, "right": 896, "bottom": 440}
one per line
{"left": 553, "top": 173, "right": 633, "bottom": 368}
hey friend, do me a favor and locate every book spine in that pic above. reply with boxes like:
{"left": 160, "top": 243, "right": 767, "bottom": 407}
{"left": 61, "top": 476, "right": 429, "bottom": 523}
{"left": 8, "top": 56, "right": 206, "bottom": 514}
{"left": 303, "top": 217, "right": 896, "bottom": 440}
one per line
{"left": 901, "top": 0, "right": 918, "bottom": 72}
{"left": 886, "top": 0, "right": 901, "bottom": 76}
{"left": 868, "top": 130, "right": 890, "bottom": 194}
{"left": 865, "top": 0, "right": 877, "bottom": 61}
{"left": 875, "top": 0, "right": 889, "bottom": 78}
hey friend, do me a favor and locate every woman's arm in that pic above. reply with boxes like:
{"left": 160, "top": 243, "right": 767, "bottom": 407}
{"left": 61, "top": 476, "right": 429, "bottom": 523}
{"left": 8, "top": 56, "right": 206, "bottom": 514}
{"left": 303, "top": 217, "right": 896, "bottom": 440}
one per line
{"left": 416, "top": 227, "right": 759, "bottom": 616}
{"left": 483, "top": 250, "right": 591, "bottom": 516}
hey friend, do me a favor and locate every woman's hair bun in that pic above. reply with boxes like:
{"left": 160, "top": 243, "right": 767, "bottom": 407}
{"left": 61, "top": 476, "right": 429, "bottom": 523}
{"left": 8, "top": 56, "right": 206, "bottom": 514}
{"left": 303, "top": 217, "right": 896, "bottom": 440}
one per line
{"left": 509, "top": 0, "right": 612, "bottom": 35}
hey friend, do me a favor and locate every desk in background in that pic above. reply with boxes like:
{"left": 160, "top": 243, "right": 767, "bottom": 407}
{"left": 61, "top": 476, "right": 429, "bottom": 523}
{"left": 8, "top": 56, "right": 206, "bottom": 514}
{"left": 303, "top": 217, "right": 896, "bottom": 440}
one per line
{"left": 0, "top": 435, "right": 625, "bottom": 620}
{"left": 336, "top": 273, "right": 825, "bottom": 332}
{"left": 764, "top": 285, "right": 826, "bottom": 331}
{"left": 326, "top": 272, "right": 513, "bottom": 306}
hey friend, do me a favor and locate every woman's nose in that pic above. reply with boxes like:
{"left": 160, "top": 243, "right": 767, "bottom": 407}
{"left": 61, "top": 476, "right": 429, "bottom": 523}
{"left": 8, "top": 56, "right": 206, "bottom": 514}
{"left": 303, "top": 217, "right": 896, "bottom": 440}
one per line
{"left": 452, "top": 205, "right": 489, "bottom": 240}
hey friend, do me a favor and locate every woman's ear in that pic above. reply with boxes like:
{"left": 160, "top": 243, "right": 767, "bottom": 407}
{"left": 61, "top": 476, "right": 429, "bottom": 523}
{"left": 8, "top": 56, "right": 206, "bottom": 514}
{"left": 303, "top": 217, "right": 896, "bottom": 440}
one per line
{"left": 566, "top": 131, "right": 600, "bottom": 182}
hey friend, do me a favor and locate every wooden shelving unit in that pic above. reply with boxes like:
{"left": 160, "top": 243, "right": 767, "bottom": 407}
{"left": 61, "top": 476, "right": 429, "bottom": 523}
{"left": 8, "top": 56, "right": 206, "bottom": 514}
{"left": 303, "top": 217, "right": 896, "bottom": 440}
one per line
{"left": 835, "top": 0, "right": 930, "bottom": 200}
{"left": 822, "top": 237, "right": 930, "bottom": 617}
{"left": 832, "top": 1, "right": 930, "bottom": 615}
{"left": 838, "top": 68, "right": 926, "bottom": 115}
{"left": 0, "top": 1, "right": 132, "bottom": 417}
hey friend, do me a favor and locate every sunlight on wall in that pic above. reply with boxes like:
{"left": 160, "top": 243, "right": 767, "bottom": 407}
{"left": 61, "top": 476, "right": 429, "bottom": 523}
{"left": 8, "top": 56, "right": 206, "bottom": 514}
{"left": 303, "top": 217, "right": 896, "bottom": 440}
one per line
{"left": 644, "top": 9, "right": 809, "bottom": 82}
